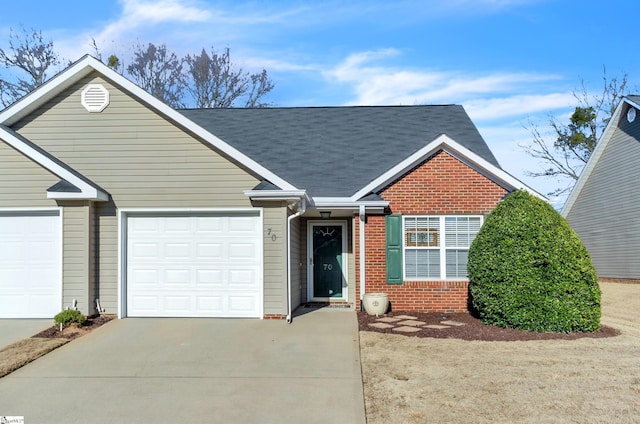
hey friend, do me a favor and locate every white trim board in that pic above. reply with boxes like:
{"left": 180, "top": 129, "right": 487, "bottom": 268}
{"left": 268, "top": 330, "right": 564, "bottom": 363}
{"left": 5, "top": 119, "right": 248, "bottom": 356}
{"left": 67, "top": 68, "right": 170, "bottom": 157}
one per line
{"left": 306, "top": 220, "right": 348, "bottom": 302}
{"left": 0, "top": 127, "right": 108, "bottom": 201}
{"left": 562, "top": 97, "right": 628, "bottom": 216}
{"left": 351, "top": 134, "right": 545, "bottom": 201}
{"left": 0, "top": 55, "right": 297, "bottom": 193}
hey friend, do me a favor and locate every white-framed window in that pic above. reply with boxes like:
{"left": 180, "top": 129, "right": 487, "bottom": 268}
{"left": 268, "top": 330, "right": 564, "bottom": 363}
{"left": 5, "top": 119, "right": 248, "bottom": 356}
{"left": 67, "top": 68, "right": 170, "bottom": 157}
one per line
{"left": 403, "top": 215, "right": 482, "bottom": 280}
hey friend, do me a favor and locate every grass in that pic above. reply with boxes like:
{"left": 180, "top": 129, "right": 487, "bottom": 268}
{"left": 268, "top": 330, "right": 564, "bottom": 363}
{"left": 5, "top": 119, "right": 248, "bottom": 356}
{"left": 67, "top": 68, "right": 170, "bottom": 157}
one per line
{"left": 0, "top": 338, "right": 68, "bottom": 378}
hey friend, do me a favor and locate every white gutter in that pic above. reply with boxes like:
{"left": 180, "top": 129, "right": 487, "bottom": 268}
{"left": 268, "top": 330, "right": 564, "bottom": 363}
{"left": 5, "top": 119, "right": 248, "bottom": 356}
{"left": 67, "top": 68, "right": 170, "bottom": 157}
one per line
{"left": 244, "top": 189, "right": 308, "bottom": 202}
{"left": 359, "top": 205, "right": 366, "bottom": 311}
{"left": 286, "top": 198, "right": 306, "bottom": 323}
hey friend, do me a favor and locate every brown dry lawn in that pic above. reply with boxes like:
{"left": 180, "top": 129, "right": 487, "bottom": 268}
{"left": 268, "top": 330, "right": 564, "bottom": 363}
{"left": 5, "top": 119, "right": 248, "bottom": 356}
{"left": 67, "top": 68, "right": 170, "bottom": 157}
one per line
{"left": 360, "top": 283, "right": 640, "bottom": 423}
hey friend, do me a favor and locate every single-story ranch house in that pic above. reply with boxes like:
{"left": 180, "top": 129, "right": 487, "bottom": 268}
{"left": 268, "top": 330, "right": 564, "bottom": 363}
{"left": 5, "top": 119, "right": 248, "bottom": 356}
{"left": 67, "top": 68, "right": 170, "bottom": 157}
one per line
{"left": 0, "top": 55, "right": 538, "bottom": 320}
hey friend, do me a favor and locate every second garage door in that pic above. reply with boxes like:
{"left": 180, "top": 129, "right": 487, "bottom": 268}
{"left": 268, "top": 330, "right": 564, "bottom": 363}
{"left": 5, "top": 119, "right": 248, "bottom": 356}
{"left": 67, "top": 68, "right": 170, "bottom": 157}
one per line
{"left": 0, "top": 211, "right": 61, "bottom": 318}
{"left": 126, "top": 212, "right": 262, "bottom": 318}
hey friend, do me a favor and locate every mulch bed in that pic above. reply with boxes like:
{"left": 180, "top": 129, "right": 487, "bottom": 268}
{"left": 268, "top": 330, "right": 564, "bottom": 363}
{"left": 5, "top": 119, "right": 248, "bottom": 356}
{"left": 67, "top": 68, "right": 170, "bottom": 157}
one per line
{"left": 357, "top": 311, "right": 620, "bottom": 341}
{"left": 32, "top": 315, "right": 115, "bottom": 340}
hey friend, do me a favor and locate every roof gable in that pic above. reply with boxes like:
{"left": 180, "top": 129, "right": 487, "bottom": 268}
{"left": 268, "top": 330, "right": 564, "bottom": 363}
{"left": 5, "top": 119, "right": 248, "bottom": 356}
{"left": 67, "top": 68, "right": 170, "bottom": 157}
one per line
{"left": 351, "top": 134, "right": 538, "bottom": 201}
{"left": 0, "top": 55, "right": 297, "bottom": 193}
{"left": 562, "top": 96, "right": 638, "bottom": 216}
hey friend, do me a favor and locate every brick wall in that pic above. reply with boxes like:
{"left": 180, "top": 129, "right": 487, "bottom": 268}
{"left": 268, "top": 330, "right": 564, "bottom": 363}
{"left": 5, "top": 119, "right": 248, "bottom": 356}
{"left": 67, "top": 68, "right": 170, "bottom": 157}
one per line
{"left": 356, "top": 150, "right": 508, "bottom": 313}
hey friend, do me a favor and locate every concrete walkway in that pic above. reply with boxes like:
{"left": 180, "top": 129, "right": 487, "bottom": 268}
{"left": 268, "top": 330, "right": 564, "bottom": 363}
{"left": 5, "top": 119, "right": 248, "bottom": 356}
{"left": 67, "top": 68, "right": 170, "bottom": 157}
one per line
{"left": 0, "top": 308, "right": 365, "bottom": 424}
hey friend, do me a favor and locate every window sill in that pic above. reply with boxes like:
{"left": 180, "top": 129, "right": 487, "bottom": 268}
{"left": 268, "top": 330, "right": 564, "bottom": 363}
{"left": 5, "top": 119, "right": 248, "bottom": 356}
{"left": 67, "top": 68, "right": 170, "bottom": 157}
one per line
{"left": 403, "top": 280, "right": 470, "bottom": 288}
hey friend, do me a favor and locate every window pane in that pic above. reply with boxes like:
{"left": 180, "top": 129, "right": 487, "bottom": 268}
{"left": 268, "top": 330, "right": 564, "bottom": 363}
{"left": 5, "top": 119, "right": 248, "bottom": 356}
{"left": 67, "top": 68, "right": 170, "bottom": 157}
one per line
{"left": 405, "top": 249, "right": 440, "bottom": 279}
{"left": 445, "top": 217, "right": 481, "bottom": 248}
{"left": 405, "top": 217, "right": 439, "bottom": 247}
{"left": 446, "top": 249, "right": 469, "bottom": 278}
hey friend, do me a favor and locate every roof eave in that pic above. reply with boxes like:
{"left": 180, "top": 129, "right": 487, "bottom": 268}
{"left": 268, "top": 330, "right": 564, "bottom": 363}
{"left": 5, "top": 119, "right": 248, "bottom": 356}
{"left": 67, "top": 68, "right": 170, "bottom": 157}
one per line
{"left": 47, "top": 190, "right": 110, "bottom": 201}
{"left": 312, "top": 197, "right": 389, "bottom": 213}
{"left": 351, "top": 134, "right": 545, "bottom": 201}
{"left": 562, "top": 96, "right": 628, "bottom": 216}
{"left": 0, "top": 55, "right": 298, "bottom": 193}
{"left": 244, "top": 189, "right": 308, "bottom": 202}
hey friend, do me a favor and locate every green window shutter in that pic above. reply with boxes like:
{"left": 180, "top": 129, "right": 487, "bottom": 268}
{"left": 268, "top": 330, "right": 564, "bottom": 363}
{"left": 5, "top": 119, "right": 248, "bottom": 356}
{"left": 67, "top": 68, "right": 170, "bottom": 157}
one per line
{"left": 385, "top": 214, "right": 403, "bottom": 284}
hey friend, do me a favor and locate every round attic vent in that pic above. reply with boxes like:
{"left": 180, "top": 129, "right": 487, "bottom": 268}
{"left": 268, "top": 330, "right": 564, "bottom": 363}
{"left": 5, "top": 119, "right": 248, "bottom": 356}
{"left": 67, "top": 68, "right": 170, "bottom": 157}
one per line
{"left": 627, "top": 107, "right": 636, "bottom": 123}
{"left": 81, "top": 84, "right": 110, "bottom": 112}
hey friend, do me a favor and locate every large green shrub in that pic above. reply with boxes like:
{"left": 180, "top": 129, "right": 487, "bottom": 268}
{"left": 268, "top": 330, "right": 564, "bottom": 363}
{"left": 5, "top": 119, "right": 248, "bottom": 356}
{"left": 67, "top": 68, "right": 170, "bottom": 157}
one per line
{"left": 468, "top": 190, "right": 600, "bottom": 332}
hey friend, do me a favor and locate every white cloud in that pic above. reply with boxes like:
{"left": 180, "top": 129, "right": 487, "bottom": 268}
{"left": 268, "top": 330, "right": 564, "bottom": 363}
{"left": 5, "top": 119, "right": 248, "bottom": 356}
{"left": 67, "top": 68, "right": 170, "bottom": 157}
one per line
{"left": 465, "top": 93, "right": 575, "bottom": 121}
{"left": 326, "top": 49, "right": 572, "bottom": 119}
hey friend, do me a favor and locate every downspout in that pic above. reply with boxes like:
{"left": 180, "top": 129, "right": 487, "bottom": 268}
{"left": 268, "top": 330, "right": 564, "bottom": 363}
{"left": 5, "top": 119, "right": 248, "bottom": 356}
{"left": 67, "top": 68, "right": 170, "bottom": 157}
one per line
{"left": 286, "top": 198, "right": 306, "bottom": 323}
{"left": 359, "top": 205, "right": 366, "bottom": 311}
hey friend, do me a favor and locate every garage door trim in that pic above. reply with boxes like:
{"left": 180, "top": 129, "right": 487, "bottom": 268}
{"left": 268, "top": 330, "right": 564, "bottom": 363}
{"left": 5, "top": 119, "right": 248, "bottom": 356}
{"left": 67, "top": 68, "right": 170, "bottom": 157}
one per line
{"left": 0, "top": 207, "right": 63, "bottom": 318}
{"left": 118, "top": 208, "right": 263, "bottom": 318}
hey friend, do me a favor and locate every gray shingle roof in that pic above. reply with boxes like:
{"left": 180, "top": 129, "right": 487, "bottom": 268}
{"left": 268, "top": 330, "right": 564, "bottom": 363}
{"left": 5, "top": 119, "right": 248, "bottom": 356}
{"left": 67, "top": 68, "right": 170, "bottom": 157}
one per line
{"left": 179, "top": 105, "right": 499, "bottom": 197}
{"left": 627, "top": 95, "right": 640, "bottom": 104}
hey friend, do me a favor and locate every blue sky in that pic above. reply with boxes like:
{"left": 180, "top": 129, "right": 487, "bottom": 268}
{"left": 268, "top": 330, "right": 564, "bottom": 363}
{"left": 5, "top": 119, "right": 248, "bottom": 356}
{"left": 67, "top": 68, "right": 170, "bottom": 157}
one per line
{"left": 0, "top": 0, "right": 637, "bottom": 205}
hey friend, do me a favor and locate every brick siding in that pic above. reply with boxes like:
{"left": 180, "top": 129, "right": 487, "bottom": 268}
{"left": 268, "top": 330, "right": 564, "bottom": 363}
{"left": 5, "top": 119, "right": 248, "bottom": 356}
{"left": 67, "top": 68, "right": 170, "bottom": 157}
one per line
{"left": 356, "top": 150, "right": 508, "bottom": 313}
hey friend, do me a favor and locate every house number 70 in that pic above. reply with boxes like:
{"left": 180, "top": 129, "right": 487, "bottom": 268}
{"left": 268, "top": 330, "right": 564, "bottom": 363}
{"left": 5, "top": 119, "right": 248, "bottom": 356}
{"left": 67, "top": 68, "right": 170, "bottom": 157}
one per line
{"left": 323, "top": 263, "right": 333, "bottom": 271}
{"left": 267, "top": 228, "right": 277, "bottom": 242}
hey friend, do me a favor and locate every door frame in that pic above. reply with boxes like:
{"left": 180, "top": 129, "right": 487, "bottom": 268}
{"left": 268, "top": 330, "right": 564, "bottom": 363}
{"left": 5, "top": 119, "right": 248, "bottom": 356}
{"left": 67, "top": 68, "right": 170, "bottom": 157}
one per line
{"left": 307, "top": 220, "right": 348, "bottom": 302}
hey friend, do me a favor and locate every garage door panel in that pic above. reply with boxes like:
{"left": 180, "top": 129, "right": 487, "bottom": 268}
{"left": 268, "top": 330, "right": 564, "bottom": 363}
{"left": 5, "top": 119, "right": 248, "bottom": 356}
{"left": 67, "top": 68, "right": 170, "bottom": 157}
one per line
{"left": 126, "top": 214, "right": 262, "bottom": 318}
{"left": 228, "top": 295, "right": 259, "bottom": 313}
{"left": 196, "top": 269, "right": 223, "bottom": 285}
{"left": 0, "top": 212, "right": 61, "bottom": 318}
{"left": 229, "top": 269, "right": 259, "bottom": 286}
{"left": 229, "top": 243, "right": 258, "bottom": 259}
{"left": 196, "top": 243, "right": 221, "bottom": 259}
{"left": 196, "top": 296, "right": 223, "bottom": 313}
{"left": 130, "top": 296, "right": 159, "bottom": 312}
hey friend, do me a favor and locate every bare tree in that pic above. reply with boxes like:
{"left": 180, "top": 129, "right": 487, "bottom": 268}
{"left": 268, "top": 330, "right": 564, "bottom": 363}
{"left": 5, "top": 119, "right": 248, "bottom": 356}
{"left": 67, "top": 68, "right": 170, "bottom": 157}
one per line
{"left": 522, "top": 70, "right": 629, "bottom": 197}
{"left": 127, "top": 43, "right": 186, "bottom": 108}
{"left": 185, "top": 47, "right": 273, "bottom": 108}
{"left": 0, "top": 27, "right": 60, "bottom": 107}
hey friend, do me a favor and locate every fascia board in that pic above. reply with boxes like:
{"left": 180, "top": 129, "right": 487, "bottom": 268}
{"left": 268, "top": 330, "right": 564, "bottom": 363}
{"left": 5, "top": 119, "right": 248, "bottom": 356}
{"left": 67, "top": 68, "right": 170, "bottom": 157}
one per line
{"left": 0, "top": 58, "right": 96, "bottom": 125}
{"left": 244, "top": 189, "right": 308, "bottom": 201}
{"left": 561, "top": 97, "right": 626, "bottom": 217}
{"left": 312, "top": 197, "right": 389, "bottom": 209}
{"left": 351, "top": 134, "right": 545, "bottom": 201}
{"left": 47, "top": 191, "right": 109, "bottom": 201}
{"left": 0, "top": 55, "right": 297, "bottom": 192}
{"left": 0, "top": 126, "right": 108, "bottom": 201}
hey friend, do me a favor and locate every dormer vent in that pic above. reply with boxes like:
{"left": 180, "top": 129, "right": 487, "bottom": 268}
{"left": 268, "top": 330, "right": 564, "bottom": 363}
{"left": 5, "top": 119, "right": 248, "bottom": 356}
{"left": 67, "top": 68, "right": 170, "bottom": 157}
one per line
{"left": 81, "top": 84, "right": 110, "bottom": 112}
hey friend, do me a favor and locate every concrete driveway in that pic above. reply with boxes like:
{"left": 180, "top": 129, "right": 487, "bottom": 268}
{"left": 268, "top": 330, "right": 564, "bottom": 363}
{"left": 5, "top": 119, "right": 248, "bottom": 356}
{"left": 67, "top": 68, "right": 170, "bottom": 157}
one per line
{"left": 0, "top": 319, "right": 51, "bottom": 348}
{"left": 0, "top": 308, "right": 365, "bottom": 424}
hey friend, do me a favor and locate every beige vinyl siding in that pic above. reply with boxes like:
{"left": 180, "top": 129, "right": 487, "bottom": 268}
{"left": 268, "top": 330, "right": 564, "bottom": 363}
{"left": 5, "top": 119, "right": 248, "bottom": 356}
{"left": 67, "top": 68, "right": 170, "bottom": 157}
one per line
{"left": 13, "top": 73, "right": 264, "bottom": 314}
{"left": 61, "top": 201, "right": 92, "bottom": 314}
{"left": 566, "top": 111, "right": 640, "bottom": 279}
{"left": 261, "top": 203, "right": 287, "bottom": 315}
{"left": 14, "top": 74, "right": 258, "bottom": 208}
{"left": 0, "top": 140, "right": 59, "bottom": 207}
{"left": 95, "top": 202, "right": 118, "bottom": 313}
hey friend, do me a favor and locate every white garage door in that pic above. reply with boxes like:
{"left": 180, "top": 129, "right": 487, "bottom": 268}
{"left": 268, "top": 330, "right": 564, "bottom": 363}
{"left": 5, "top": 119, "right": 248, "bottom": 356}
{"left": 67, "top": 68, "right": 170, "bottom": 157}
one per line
{"left": 0, "top": 211, "right": 62, "bottom": 318}
{"left": 126, "top": 213, "right": 263, "bottom": 318}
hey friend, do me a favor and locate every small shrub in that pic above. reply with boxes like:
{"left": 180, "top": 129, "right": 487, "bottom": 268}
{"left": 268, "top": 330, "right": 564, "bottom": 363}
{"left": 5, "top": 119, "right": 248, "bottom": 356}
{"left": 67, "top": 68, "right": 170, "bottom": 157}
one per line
{"left": 54, "top": 309, "right": 86, "bottom": 328}
{"left": 468, "top": 190, "right": 601, "bottom": 332}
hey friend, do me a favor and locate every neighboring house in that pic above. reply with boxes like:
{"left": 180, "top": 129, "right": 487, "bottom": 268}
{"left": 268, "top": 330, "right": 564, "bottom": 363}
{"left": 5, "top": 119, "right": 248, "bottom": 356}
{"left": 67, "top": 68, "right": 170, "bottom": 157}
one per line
{"left": 0, "top": 55, "right": 538, "bottom": 319}
{"left": 563, "top": 95, "right": 640, "bottom": 283}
